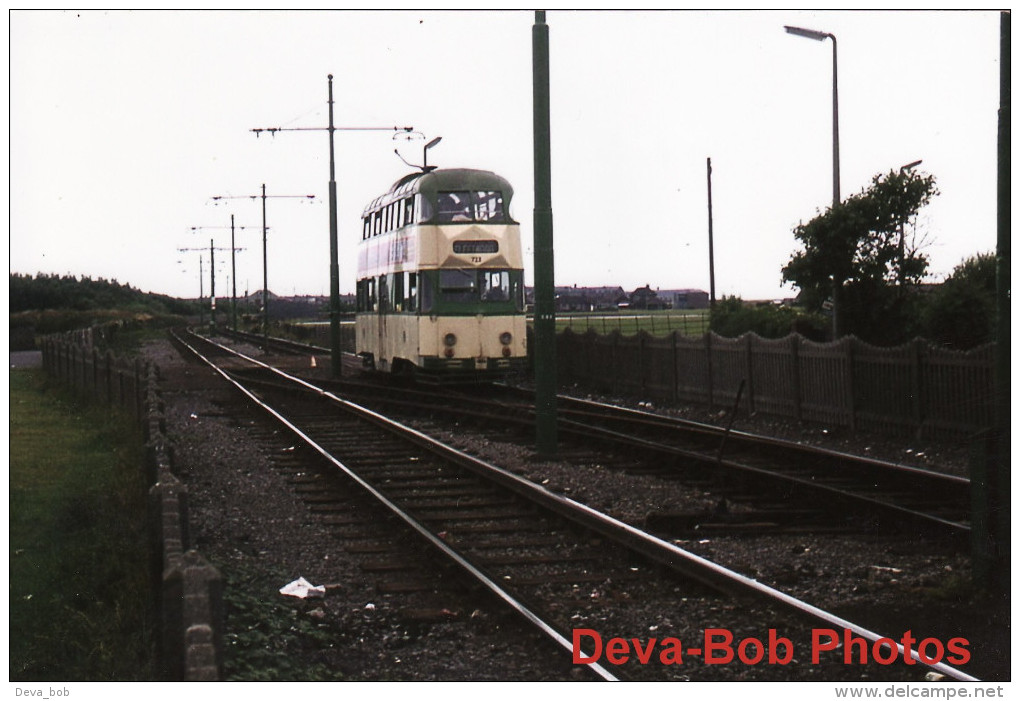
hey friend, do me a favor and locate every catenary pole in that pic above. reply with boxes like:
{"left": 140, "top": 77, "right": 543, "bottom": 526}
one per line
{"left": 328, "top": 75, "right": 342, "bottom": 377}
{"left": 532, "top": 11, "right": 557, "bottom": 456}
{"left": 993, "top": 11, "right": 1010, "bottom": 595}
{"left": 707, "top": 157, "right": 716, "bottom": 308}
{"left": 251, "top": 86, "right": 412, "bottom": 377}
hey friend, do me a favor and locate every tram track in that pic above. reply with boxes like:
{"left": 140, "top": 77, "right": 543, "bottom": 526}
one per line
{"left": 262, "top": 367, "right": 970, "bottom": 545}
{"left": 173, "top": 328, "right": 979, "bottom": 682}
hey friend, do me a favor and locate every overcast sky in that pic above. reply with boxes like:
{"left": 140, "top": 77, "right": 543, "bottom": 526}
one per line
{"left": 9, "top": 9, "right": 1004, "bottom": 302}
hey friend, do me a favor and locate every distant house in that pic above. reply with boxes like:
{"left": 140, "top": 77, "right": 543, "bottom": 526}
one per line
{"left": 534, "top": 286, "right": 628, "bottom": 312}
{"left": 658, "top": 289, "right": 710, "bottom": 310}
{"left": 526, "top": 285, "right": 708, "bottom": 312}
{"left": 629, "top": 285, "right": 665, "bottom": 310}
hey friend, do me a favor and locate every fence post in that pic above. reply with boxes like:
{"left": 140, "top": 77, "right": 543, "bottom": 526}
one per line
{"left": 71, "top": 344, "right": 80, "bottom": 392}
{"left": 92, "top": 348, "right": 101, "bottom": 400}
{"left": 638, "top": 331, "right": 647, "bottom": 393}
{"left": 845, "top": 337, "right": 858, "bottom": 432}
{"left": 105, "top": 351, "right": 114, "bottom": 404}
{"left": 612, "top": 332, "right": 620, "bottom": 394}
{"left": 912, "top": 338, "right": 925, "bottom": 437}
{"left": 705, "top": 332, "right": 715, "bottom": 409}
{"left": 745, "top": 333, "right": 756, "bottom": 415}
{"left": 671, "top": 331, "right": 679, "bottom": 403}
{"left": 135, "top": 358, "right": 145, "bottom": 420}
{"left": 791, "top": 334, "right": 803, "bottom": 422}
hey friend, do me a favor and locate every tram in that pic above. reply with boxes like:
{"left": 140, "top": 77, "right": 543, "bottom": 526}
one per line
{"left": 355, "top": 167, "right": 528, "bottom": 379}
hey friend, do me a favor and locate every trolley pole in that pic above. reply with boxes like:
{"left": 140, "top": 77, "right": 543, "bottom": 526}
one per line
{"left": 533, "top": 10, "right": 558, "bottom": 456}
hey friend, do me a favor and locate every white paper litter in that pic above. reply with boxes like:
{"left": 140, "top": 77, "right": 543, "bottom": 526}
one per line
{"left": 279, "top": 577, "right": 326, "bottom": 599}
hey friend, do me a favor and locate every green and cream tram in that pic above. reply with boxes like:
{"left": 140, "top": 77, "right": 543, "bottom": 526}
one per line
{"left": 355, "top": 168, "right": 527, "bottom": 379}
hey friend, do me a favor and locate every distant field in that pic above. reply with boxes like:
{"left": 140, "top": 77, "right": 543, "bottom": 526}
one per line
{"left": 539, "top": 310, "right": 711, "bottom": 337}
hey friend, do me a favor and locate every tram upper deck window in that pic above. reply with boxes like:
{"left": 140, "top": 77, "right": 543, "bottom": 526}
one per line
{"left": 435, "top": 190, "right": 506, "bottom": 223}
{"left": 473, "top": 191, "right": 505, "bottom": 222}
{"left": 436, "top": 192, "right": 472, "bottom": 222}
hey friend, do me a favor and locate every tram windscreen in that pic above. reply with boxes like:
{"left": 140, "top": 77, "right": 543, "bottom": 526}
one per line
{"left": 437, "top": 269, "right": 514, "bottom": 303}
{"left": 481, "top": 271, "right": 510, "bottom": 301}
{"left": 439, "top": 269, "right": 479, "bottom": 302}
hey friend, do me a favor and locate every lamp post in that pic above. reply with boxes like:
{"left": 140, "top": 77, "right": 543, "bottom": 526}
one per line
{"left": 785, "top": 25, "right": 840, "bottom": 206}
{"left": 785, "top": 23, "right": 841, "bottom": 337}
{"left": 897, "top": 160, "right": 923, "bottom": 286}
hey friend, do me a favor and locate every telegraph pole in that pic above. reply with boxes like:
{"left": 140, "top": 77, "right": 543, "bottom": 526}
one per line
{"left": 210, "top": 187, "right": 315, "bottom": 350}
{"left": 251, "top": 77, "right": 414, "bottom": 377}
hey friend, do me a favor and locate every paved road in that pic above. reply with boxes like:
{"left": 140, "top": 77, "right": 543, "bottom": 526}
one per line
{"left": 10, "top": 351, "right": 42, "bottom": 368}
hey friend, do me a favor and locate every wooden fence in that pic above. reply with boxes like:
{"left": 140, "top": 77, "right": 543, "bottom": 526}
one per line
{"left": 556, "top": 329, "right": 997, "bottom": 438}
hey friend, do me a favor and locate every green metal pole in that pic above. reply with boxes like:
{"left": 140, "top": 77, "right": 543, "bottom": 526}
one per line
{"left": 532, "top": 11, "right": 557, "bottom": 456}
{"left": 994, "top": 10, "right": 1010, "bottom": 595}
{"left": 707, "top": 157, "right": 716, "bottom": 309}
{"left": 328, "top": 74, "right": 342, "bottom": 378}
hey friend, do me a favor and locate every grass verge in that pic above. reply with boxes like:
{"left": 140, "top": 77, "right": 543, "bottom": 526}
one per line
{"left": 9, "top": 369, "right": 156, "bottom": 680}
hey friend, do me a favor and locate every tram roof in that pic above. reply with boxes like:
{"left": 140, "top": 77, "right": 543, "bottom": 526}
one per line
{"left": 364, "top": 168, "right": 514, "bottom": 215}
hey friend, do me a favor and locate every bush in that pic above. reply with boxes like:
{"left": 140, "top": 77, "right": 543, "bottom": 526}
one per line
{"left": 709, "top": 296, "right": 827, "bottom": 340}
{"left": 921, "top": 253, "right": 997, "bottom": 349}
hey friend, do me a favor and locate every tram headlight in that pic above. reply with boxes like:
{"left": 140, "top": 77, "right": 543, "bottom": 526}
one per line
{"left": 443, "top": 333, "right": 457, "bottom": 347}
{"left": 499, "top": 332, "right": 513, "bottom": 346}
{"left": 502, "top": 346, "right": 512, "bottom": 357}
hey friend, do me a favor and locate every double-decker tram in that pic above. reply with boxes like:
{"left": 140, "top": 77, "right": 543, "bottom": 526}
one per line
{"left": 355, "top": 168, "right": 527, "bottom": 380}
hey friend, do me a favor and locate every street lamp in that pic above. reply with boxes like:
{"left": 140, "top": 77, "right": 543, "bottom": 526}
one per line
{"left": 786, "top": 23, "right": 841, "bottom": 337}
{"left": 785, "top": 24, "right": 840, "bottom": 207}
{"left": 897, "top": 159, "right": 923, "bottom": 285}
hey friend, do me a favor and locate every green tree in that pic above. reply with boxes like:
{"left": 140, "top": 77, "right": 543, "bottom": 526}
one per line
{"left": 922, "top": 252, "right": 997, "bottom": 349}
{"left": 781, "top": 168, "right": 938, "bottom": 343}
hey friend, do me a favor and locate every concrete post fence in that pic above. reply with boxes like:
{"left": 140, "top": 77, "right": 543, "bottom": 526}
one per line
{"left": 556, "top": 328, "right": 996, "bottom": 438}
{"left": 40, "top": 326, "right": 223, "bottom": 680}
